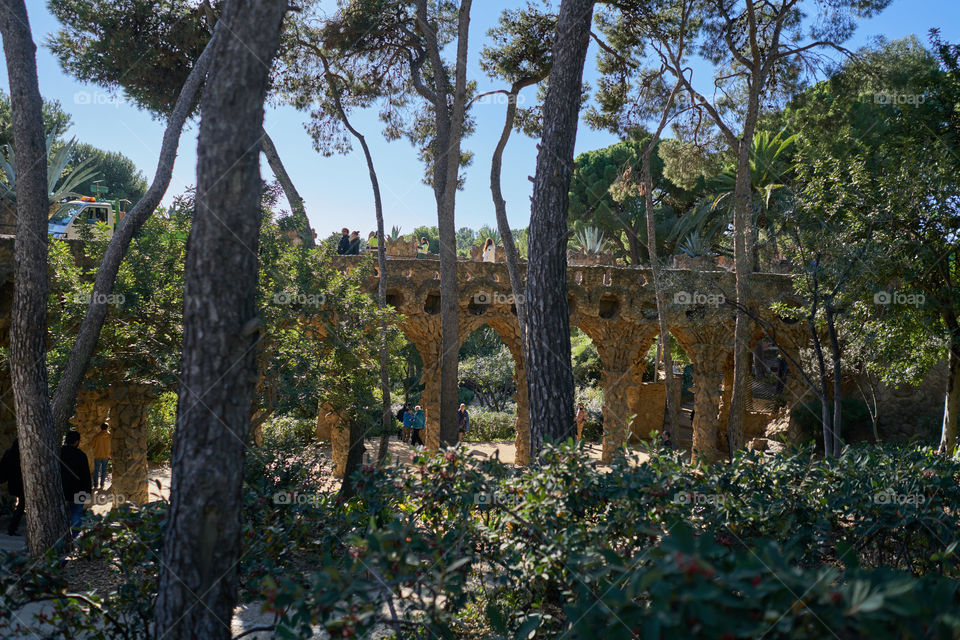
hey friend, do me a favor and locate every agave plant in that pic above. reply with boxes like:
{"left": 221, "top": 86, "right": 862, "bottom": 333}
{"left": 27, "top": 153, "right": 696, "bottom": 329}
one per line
{"left": 678, "top": 230, "right": 714, "bottom": 258}
{"left": 0, "top": 132, "right": 100, "bottom": 212}
{"left": 572, "top": 224, "right": 607, "bottom": 255}
{"left": 389, "top": 225, "right": 403, "bottom": 241}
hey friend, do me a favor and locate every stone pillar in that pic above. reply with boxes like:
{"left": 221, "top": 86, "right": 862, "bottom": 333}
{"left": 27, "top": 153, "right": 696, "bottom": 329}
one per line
{"left": 513, "top": 367, "right": 530, "bottom": 465}
{"left": 689, "top": 347, "right": 726, "bottom": 462}
{"left": 600, "top": 367, "right": 633, "bottom": 463}
{"left": 109, "top": 385, "right": 154, "bottom": 504}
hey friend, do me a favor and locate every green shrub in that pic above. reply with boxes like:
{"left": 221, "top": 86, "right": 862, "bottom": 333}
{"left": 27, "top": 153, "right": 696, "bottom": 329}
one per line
{"left": 462, "top": 407, "right": 515, "bottom": 441}
{"left": 4, "top": 441, "right": 959, "bottom": 639}
{"left": 260, "top": 414, "right": 315, "bottom": 446}
{"left": 145, "top": 391, "right": 177, "bottom": 462}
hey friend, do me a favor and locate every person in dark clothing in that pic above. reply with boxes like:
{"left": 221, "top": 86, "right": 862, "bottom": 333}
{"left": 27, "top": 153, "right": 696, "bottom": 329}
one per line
{"left": 336, "top": 227, "right": 351, "bottom": 255}
{"left": 410, "top": 405, "right": 425, "bottom": 446}
{"left": 60, "top": 430, "right": 92, "bottom": 538}
{"left": 0, "top": 438, "right": 24, "bottom": 536}
{"left": 396, "top": 404, "right": 410, "bottom": 442}
{"left": 347, "top": 230, "right": 361, "bottom": 255}
{"left": 457, "top": 403, "right": 470, "bottom": 442}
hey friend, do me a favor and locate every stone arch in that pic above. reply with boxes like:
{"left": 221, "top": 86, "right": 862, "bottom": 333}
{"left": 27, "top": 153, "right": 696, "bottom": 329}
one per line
{"left": 458, "top": 312, "right": 529, "bottom": 464}
{"left": 626, "top": 329, "right": 695, "bottom": 447}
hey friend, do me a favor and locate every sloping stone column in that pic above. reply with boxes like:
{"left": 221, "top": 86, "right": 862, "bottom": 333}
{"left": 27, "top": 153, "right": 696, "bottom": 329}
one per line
{"left": 584, "top": 319, "right": 650, "bottom": 464}
{"left": 600, "top": 366, "right": 634, "bottom": 462}
{"left": 109, "top": 385, "right": 155, "bottom": 504}
{"left": 688, "top": 345, "right": 728, "bottom": 462}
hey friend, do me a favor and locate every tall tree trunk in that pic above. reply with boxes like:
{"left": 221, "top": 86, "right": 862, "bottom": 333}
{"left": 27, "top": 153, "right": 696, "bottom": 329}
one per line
{"left": 491, "top": 83, "right": 536, "bottom": 354}
{"left": 0, "top": 0, "right": 71, "bottom": 555}
{"left": 826, "top": 304, "right": 843, "bottom": 455}
{"left": 414, "top": 0, "right": 471, "bottom": 447}
{"left": 338, "top": 417, "right": 367, "bottom": 502}
{"left": 725, "top": 119, "right": 759, "bottom": 456}
{"left": 260, "top": 129, "right": 314, "bottom": 247}
{"left": 50, "top": 28, "right": 220, "bottom": 436}
{"left": 641, "top": 84, "right": 681, "bottom": 447}
{"left": 627, "top": 225, "right": 642, "bottom": 265}
{"left": 318, "top": 55, "right": 393, "bottom": 467}
{"left": 939, "top": 312, "right": 960, "bottom": 455}
{"left": 154, "top": 2, "right": 286, "bottom": 638}
{"left": 808, "top": 307, "right": 833, "bottom": 457}
{"left": 526, "top": 0, "right": 595, "bottom": 455}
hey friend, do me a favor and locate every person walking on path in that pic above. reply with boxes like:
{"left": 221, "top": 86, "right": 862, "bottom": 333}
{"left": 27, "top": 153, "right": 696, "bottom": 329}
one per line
{"left": 457, "top": 403, "right": 470, "bottom": 442}
{"left": 90, "top": 423, "right": 112, "bottom": 490}
{"left": 411, "top": 405, "right": 426, "bottom": 446}
{"left": 396, "top": 403, "right": 411, "bottom": 442}
{"left": 60, "top": 430, "right": 92, "bottom": 538}
{"left": 336, "top": 227, "right": 351, "bottom": 255}
{"left": 575, "top": 402, "right": 587, "bottom": 440}
{"left": 0, "top": 438, "right": 24, "bottom": 536}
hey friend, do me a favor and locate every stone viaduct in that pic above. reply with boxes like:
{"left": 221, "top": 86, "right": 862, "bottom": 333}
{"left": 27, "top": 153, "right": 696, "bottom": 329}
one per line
{"left": 335, "top": 255, "right": 808, "bottom": 465}
{"left": 0, "top": 236, "right": 807, "bottom": 507}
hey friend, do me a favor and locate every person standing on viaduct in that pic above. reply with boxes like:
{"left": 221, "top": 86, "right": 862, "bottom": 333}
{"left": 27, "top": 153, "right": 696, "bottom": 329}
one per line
{"left": 481, "top": 238, "right": 496, "bottom": 263}
{"left": 336, "top": 227, "right": 351, "bottom": 255}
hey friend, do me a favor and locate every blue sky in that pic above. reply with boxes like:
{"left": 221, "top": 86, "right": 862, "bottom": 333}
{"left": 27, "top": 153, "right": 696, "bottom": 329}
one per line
{"left": 4, "top": 1, "right": 959, "bottom": 237}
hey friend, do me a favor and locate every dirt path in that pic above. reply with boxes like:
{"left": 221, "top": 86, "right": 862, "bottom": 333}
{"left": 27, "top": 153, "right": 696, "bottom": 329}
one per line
{"left": 127, "top": 437, "right": 651, "bottom": 504}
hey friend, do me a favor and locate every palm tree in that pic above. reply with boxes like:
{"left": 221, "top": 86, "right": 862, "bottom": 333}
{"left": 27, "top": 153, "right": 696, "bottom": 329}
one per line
{"left": 668, "top": 130, "right": 795, "bottom": 269}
